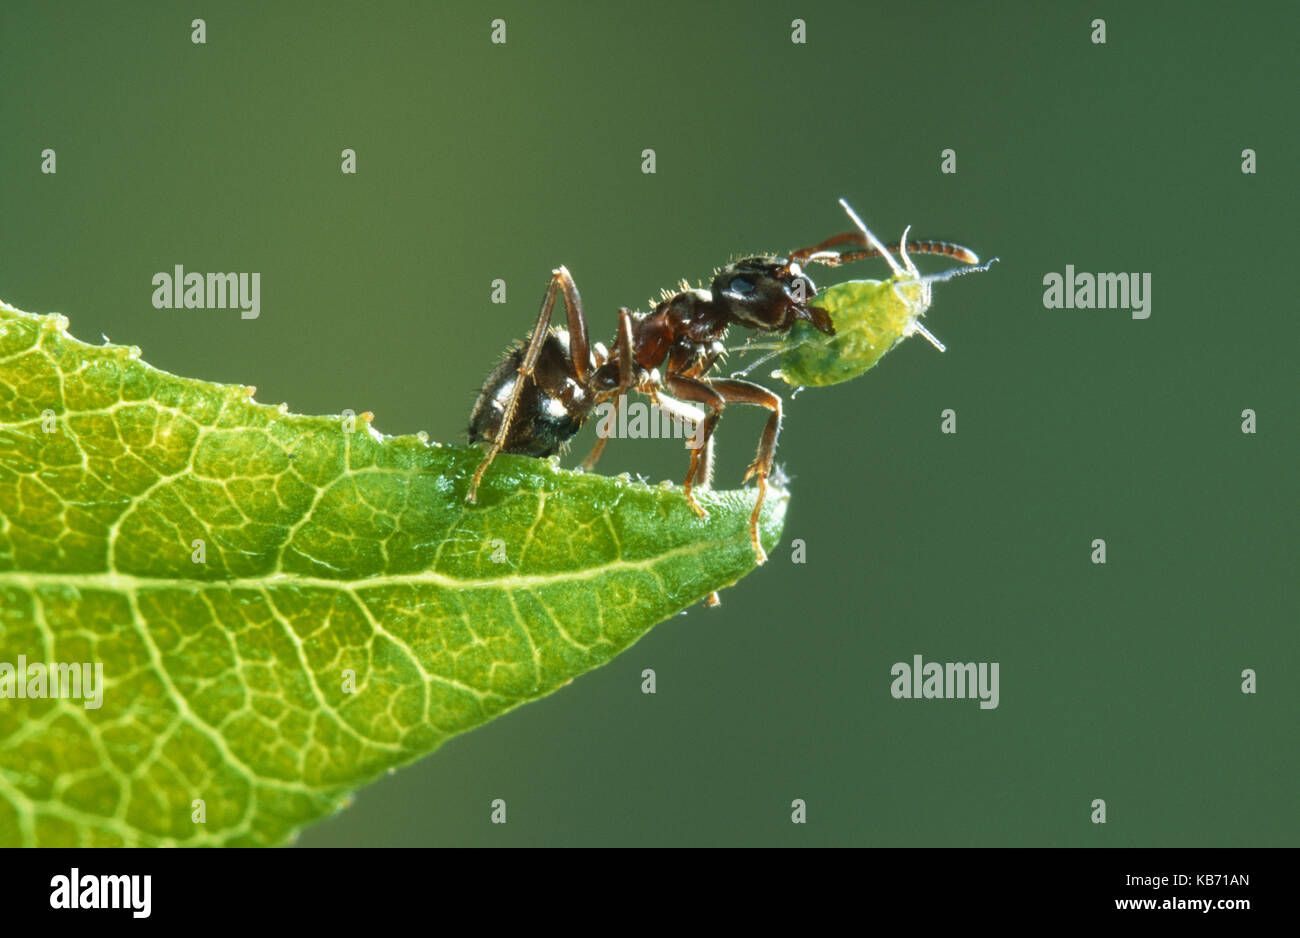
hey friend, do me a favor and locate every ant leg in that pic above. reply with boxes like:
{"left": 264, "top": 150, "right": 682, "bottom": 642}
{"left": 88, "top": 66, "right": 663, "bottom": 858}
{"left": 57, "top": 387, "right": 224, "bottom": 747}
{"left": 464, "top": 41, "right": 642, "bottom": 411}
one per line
{"left": 468, "top": 266, "right": 592, "bottom": 502}
{"left": 664, "top": 375, "right": 726, "bottom": 521}
{"left": 704, "top": 378, "right": 783, "bottom": 565}
{"left": 650, "top": 390, "right": 713, "bottom": 487}
{"left": 556, "top": 266, "right": 594, "bottom": 384}
{"left": 655, "top": 393, "right": 714, "bottom": 490}
{"left": 581, "top": 308, "right": 636, "bottom": 471}
{"left": 581, "top": 395, "right": 617, "bottom": 470}
{"left": 615, "top": 306, "right": 634, "bottom": 381}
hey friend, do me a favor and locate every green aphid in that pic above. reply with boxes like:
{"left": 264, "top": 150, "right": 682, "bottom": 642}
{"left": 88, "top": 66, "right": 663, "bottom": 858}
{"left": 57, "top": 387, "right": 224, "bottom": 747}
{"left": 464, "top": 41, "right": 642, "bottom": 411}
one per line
{"left": 739, "top": 199, "right": 996, "bottom": 389}
{"left": 782, "top": 275, "right": 936, "bottom": 387}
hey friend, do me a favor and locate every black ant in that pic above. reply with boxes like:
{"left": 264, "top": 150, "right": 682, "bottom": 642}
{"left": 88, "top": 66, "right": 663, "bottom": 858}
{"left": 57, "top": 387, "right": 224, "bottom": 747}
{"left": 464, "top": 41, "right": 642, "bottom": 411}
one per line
{"left": 466, "top": 206, "right": 977, "bottom": 565}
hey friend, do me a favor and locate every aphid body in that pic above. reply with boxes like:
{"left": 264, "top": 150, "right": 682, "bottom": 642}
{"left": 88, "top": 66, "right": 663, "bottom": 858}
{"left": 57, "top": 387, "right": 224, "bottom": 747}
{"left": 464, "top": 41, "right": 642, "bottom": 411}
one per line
{"left": 779, "top": 273, "right": 933, "bottom": 387}
{"left": 756, "top": 199, "right": 996, "bottom": 388}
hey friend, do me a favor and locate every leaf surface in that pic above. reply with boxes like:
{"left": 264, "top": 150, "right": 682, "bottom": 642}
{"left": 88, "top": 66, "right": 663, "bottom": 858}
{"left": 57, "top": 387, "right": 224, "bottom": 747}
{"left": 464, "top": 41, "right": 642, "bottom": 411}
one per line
{"left": 0, "top": 301, "right": 785, "bottom": 845}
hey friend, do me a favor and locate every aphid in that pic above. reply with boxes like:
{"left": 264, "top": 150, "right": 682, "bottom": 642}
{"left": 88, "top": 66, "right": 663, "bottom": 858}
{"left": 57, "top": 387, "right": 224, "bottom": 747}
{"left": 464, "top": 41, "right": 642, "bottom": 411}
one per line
{"left": 465, "top": 200, "right": 981, "bottom": 565}
{"left": 736, "top": 199, "right": 996, "bottom": 388}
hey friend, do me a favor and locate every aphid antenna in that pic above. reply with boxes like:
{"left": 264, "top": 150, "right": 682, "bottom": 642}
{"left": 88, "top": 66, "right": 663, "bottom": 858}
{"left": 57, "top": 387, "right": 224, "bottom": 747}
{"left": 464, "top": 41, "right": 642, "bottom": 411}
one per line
{"left": 921, "top": 256, "right": 1000, "bottom": 286}
{"left": 901, "top": 257, "right": 1000, "bottom": 353}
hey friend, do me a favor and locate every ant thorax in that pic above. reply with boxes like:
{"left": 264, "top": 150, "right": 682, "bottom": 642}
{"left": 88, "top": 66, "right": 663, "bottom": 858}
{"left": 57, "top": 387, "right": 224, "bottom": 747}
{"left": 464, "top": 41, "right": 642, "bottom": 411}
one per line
{"left": 624, "top": 289, "right": 725, "bottom": 376}
{"left": 661, "top": 289, "right": 727, "bottom": 343}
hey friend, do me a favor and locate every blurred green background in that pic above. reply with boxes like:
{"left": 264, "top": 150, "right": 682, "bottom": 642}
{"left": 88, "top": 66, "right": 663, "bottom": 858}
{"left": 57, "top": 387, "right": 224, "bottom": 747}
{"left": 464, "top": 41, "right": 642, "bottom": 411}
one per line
{"left": 2, "top": 0, "right": 1295, "bottom": 846}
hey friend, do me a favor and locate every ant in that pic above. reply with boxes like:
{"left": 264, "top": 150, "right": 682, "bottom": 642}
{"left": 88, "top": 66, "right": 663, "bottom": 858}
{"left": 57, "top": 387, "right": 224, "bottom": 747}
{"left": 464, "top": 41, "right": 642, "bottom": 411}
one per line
{"left": 465, "top": 202, "right": 978, "bottom": 565}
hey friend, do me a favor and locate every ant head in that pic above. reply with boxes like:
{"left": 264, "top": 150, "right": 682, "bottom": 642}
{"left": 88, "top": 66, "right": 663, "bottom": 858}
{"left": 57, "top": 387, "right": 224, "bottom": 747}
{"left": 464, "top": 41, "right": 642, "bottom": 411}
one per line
{"left": 711, "top": 257, "right": 835, "bottom": 335}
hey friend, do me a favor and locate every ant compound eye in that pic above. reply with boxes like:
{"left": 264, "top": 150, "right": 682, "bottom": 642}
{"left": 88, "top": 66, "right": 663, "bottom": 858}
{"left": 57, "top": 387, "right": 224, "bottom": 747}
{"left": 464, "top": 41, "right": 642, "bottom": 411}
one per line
{"left": 728, "top": 276, "right": 756, "bottom": 296}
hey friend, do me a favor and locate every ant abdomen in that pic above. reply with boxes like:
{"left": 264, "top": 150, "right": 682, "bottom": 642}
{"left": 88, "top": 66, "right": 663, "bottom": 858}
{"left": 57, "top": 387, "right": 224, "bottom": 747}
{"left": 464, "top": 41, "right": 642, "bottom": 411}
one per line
{"left": 468, "top": 333, "right": 590, "bottom": 458}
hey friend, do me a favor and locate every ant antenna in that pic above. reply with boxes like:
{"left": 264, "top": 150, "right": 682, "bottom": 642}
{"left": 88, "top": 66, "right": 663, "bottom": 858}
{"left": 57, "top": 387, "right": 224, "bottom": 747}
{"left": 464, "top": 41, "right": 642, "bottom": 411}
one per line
{"left": 791, "top": 228, "right": 979, "bottom": 268}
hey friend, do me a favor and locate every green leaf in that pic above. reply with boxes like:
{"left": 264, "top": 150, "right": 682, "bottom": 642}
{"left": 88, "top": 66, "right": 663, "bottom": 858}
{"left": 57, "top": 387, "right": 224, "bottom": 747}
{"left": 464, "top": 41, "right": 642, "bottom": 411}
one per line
{"left": 0, "top": 300, "right": 786, "bottom": 846}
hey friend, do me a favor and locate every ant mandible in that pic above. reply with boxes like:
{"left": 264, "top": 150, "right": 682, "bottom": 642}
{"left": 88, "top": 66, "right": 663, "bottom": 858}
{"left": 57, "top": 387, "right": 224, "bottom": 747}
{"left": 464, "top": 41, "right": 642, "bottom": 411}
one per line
{"left": 465, "top": 204, "right": 978, "bottom": 565}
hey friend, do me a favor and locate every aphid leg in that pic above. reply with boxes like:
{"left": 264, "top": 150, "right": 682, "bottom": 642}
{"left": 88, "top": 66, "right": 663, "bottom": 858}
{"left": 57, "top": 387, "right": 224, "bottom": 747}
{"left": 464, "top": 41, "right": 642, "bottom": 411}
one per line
{"left": 707, "top": 379, "right": 782, "bottom": 565}
{"left": 664, "top": 375, "right": 726, "bottom": 521}
{"left": 908, "top": 321, "right": 947, "bottom": 353}
{"left": 468, "top": 266, "right": 593, "bottom": 502}
{"left": 837, "top": 199, "right": 904, "bottom": 276}
{"left": 581, "top": 308, "right": 637, "bottom": 471}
